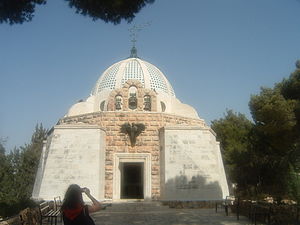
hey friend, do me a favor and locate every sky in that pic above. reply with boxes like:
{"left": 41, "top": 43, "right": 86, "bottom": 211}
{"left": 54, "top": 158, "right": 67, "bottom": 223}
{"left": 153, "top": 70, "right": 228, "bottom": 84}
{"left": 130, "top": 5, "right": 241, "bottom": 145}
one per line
{"left": 1, "top": 0, "right": 300, "bottom": 151}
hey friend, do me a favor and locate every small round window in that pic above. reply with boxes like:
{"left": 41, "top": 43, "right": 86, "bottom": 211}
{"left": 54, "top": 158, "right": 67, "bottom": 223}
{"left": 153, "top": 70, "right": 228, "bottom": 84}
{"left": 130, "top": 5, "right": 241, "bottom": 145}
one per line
{"left": 100, "top": 101, "right": 105, "bottom": 111}
{"left": 161, "top": 101, "right": 166, "bottom": 112}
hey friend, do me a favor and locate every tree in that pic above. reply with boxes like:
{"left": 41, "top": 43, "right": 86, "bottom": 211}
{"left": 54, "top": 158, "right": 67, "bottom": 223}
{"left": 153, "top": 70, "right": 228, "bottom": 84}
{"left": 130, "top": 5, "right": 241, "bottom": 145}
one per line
{"left": 0, "top": 0, "right": 46, "bottom": 24}
{"left": 211, "top": 110, "right": 257, "bottom": 196}
{"left": 0, "top": 138, "right": 6, "bottom": 154}
{"left": 281, "top": 60, "right": 300, "bottom": 141}
{"left": 212, "top": 61, "right": 300, "bottom": 201}
{"left": 0, "top": 144, "right": 17, "bottom": 217}
{"left": 0, "top": 0, "right": 155, "bottom": 25}
{"left": 245, "top": 61, "right": 300, "bottom": 201}
{"left": 249, "top": 87, "right": 298, "bottom": 200}
{"left": 66, "top": 0, "right": 155, "bottom": 24}
{"left": 211, "top": 110, "right": 252, "bottom": 164}
{"left": 17, "top": 124, "right": 48, "bottom": 201}
{"left": 279, "top": 61, "right": 300, "bottom": 201}
{"left": 0, "top": 124, "right": 47, "bottom": 218}
{"left": 250, "top": 87, "right": 297, "bottom": 152}
{"left": 288, "top": 165, "right": 300, "bottom": 204}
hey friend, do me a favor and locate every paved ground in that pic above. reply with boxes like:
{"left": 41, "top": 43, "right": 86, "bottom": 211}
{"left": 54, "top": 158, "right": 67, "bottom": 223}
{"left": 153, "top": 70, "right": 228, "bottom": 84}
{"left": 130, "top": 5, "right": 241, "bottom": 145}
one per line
{"left": 91, "top": 202, "right": 253, "bottom": 225}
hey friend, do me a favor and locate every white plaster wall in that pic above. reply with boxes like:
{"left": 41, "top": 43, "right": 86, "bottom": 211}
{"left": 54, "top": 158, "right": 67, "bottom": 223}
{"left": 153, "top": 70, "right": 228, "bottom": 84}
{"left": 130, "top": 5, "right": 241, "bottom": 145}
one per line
{"left": 66, "top": 101, "right": 94, "bottom": 117}
{"left": 156, "top": 94, "right": 199, "bottom": 119}
{"left": 66, "top": 84, "right": 199, "bottom": 120}
{"left": 93, "top": 90, "right": 111, "bottom": 112}
{"left": 33, "top": 124, "right": 105, "bottom": 201}
{"left": 170, "top": 98, "right": 199, "bottom": 119}
{"left": 160, "top": 127, "right": 229, "bottom": 201}
{"left": 32, "top": 134, "right": 53, "bottom": 200}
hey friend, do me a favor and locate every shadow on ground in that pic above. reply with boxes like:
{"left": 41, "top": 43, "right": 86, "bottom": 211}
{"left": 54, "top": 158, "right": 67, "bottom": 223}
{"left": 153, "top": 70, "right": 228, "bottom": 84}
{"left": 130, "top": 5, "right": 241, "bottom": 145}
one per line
{"left": 91, "top": 202, "right": 251, "bottom": 225}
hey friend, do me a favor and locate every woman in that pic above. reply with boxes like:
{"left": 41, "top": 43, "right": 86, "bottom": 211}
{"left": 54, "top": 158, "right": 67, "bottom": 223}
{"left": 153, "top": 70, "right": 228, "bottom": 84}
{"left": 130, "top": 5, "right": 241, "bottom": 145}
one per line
{"left": 61, "top": 184, "right": 102, "bottom": 225}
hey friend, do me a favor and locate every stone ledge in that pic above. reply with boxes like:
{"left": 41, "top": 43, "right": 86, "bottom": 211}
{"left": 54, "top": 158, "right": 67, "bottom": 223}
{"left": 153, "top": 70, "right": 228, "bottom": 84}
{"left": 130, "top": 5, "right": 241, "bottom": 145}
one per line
{"left": 54, "top": 124, "right": 105, "bottom": 130}
{"left": 161, "top": 200, "right": 218, "bottom": 209}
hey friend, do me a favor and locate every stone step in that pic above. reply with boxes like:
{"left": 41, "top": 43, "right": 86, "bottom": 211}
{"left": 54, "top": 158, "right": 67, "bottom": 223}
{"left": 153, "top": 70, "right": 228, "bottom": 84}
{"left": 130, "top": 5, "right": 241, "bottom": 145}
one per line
{"left": 102, "top": 201, "right": 168, "bottom": 212}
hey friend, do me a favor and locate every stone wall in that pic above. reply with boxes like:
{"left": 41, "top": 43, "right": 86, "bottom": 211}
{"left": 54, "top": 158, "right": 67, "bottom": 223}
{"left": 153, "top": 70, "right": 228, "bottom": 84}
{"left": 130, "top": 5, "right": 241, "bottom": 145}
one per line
{"left": 60, "top": 112, "right": 207, "bottom": 199}
{"left": 160, "top": 127, "right": 229, "bottom": 201}
{"left": 107, "top": 80, "right": 157, "bottom": 112}
{"left": 34, "top": 125, "right": 105, "bottom": 201}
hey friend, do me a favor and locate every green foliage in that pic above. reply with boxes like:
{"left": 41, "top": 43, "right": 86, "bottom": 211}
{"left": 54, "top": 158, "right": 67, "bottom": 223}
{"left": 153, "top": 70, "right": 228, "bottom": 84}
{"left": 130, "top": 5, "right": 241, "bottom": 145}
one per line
{"left": 248, "top": 86, "right": 299, "bottom": 200}
{"left": 0, "top": 0, "right": 46, "bottom": 25}
{"left": 211, "top": 110, "right": 256, "bottom": 196}
{"left": 248, "top": 65, "right": 300, "bottom": 201}
{"left": 281, "top": 66, "right": 300, "bottom": 141}
{"left": 288, "top": 165, "right": 300, "bottom": 203}
{"left": 214, "top": 61, "right": 300, "bottom": 201}
{"left": 285, "top": 70, "right": 300, "bottom": 168}
{"left": 250, "top": 88, "right": 297, "bottom": 140}
{"left": 281, "top": 66, "right": 300, "bottom": 101}
{"left": 66, "top": 0, "right": 155, "bottom": 24}
{"left": 0, "top": 124, "right": 47, "bottom": 218}
{"left": 211, "top": 110, "right": 252, "bottom": 163}
{"left": 0, "top": 138, "right": 6, "bottom": 155}
{"left": 0, "top": 0, "right": 154, "bottom": 25}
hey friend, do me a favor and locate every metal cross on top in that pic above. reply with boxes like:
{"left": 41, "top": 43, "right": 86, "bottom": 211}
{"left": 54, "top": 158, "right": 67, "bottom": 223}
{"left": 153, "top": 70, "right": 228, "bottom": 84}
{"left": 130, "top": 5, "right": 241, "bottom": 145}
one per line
{"left": 128, "top": 22, "right": 151, "bottom": 58}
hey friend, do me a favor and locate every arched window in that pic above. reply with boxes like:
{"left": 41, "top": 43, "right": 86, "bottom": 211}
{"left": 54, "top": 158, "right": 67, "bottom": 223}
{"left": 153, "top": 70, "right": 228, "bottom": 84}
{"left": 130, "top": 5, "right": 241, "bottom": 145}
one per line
{"left": 161, "top": 101, "right": 166, "bottom": 112}
{"left": 115, "top": 95, "right": 123, "bottom": 110}
{"left": 100, "top": 101, "right": 105, "bottom": 111}
{"left": 144, "top": 95, "right": 151, "bottom": 111}
{"left": 128, "top": 86, "right": 137, "bottom": 110}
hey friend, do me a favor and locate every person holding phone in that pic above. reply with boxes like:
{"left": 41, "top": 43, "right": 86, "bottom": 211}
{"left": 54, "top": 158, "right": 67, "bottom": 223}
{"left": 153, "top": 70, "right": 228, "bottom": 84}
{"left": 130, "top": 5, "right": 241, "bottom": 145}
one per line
{"left": 61, "top": 184, "right": 102, "bottom": 225}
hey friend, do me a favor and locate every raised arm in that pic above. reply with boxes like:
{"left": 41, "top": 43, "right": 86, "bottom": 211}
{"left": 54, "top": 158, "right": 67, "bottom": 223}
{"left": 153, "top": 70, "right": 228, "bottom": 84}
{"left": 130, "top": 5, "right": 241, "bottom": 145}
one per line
{"left": 83, "top": 188, "right": 102, "bottom": 213}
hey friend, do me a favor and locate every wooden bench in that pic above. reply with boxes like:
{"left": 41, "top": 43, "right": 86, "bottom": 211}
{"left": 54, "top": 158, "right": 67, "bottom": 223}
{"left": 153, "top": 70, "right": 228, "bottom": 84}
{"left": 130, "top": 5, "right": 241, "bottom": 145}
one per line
{"left": 54, "top": 196, "right": 62, "bottom": 211}
{"left": 39, "top": 201, "right": 61, "bottom": 225}
{"left": 54, "top": 196, "right": 62, "bottom": 222}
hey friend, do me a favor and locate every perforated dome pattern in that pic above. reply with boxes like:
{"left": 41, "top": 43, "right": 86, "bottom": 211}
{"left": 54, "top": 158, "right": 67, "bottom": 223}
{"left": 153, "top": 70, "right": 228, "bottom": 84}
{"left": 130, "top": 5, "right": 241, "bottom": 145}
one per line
{"left": 91, "top": 57, "right": 175, "bottom": 97}
{"left": 93, "top": 62, "right": 120, "bottom": 93}
{"left": 144, "top": 61, "right": 168, "bottom": 93}
{"left": 121, "top": 59, "right": 145, "bottom": 86}
{"left": 167, "top": 81, "right": 175, "bottom": 96}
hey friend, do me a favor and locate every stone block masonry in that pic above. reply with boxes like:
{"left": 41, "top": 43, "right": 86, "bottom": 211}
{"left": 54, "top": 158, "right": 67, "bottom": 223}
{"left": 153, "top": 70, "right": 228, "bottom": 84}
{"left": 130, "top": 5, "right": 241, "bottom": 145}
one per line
{"left": 59, "top": 111, "right": 207, "bottom": 199}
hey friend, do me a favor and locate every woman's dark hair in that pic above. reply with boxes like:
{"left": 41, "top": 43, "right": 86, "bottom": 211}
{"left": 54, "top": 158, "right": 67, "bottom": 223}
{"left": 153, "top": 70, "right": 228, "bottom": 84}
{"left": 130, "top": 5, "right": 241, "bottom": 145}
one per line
{"left": 61, "top": 184, "right": 84, "bottom": 210}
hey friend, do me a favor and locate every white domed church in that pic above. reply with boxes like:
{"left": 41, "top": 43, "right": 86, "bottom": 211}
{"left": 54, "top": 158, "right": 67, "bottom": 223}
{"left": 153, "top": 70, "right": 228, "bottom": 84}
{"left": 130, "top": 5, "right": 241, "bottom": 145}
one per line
{"left": 32, "top": 48, "right": 229, "bottom": 201}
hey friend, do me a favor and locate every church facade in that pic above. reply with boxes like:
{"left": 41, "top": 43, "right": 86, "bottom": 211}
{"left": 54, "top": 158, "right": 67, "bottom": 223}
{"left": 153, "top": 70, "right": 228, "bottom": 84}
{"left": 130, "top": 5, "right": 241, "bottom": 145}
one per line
{"left": 32, "top": 49, "right": 229, "bottom": 201}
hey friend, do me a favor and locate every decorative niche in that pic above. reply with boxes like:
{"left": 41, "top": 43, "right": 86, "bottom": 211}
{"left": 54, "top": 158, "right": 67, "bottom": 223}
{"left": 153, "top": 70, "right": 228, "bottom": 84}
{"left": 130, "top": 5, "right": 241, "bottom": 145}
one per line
{"left": 100, "top": 101, "right": 105, "bottom": 111}
{"left": 115, "top": 95, "right": 123, "bottom": 110}
{"left": 143, "top": 95, "right": 151, "bottom": 111}
{"left": 128, "top": 86, "right": 138, "bottom": 110}
{"left": 161, "top": 101, "right": 166, "bottom": 112}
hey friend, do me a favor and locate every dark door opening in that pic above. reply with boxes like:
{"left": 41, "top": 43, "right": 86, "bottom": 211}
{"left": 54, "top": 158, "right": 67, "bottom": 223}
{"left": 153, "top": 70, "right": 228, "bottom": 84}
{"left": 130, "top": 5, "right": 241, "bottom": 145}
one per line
{"left": 121, "top": 162, "right": 144, "bottom": 199}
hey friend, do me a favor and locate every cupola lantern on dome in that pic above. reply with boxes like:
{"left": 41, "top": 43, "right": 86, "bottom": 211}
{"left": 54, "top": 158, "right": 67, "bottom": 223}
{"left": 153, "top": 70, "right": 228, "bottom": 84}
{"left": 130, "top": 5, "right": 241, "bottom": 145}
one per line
{"left": 130, "top": 46, "right": 138, "bottom": 58}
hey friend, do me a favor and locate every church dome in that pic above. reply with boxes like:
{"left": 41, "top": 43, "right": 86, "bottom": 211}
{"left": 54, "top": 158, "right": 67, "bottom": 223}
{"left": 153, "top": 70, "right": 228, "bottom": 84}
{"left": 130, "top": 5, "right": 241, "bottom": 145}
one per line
{"left": 91, "top": 52, "right": 175, "bottom": 97}
{"left": 66, "top": 48, "right": 200, "bottom": 119}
